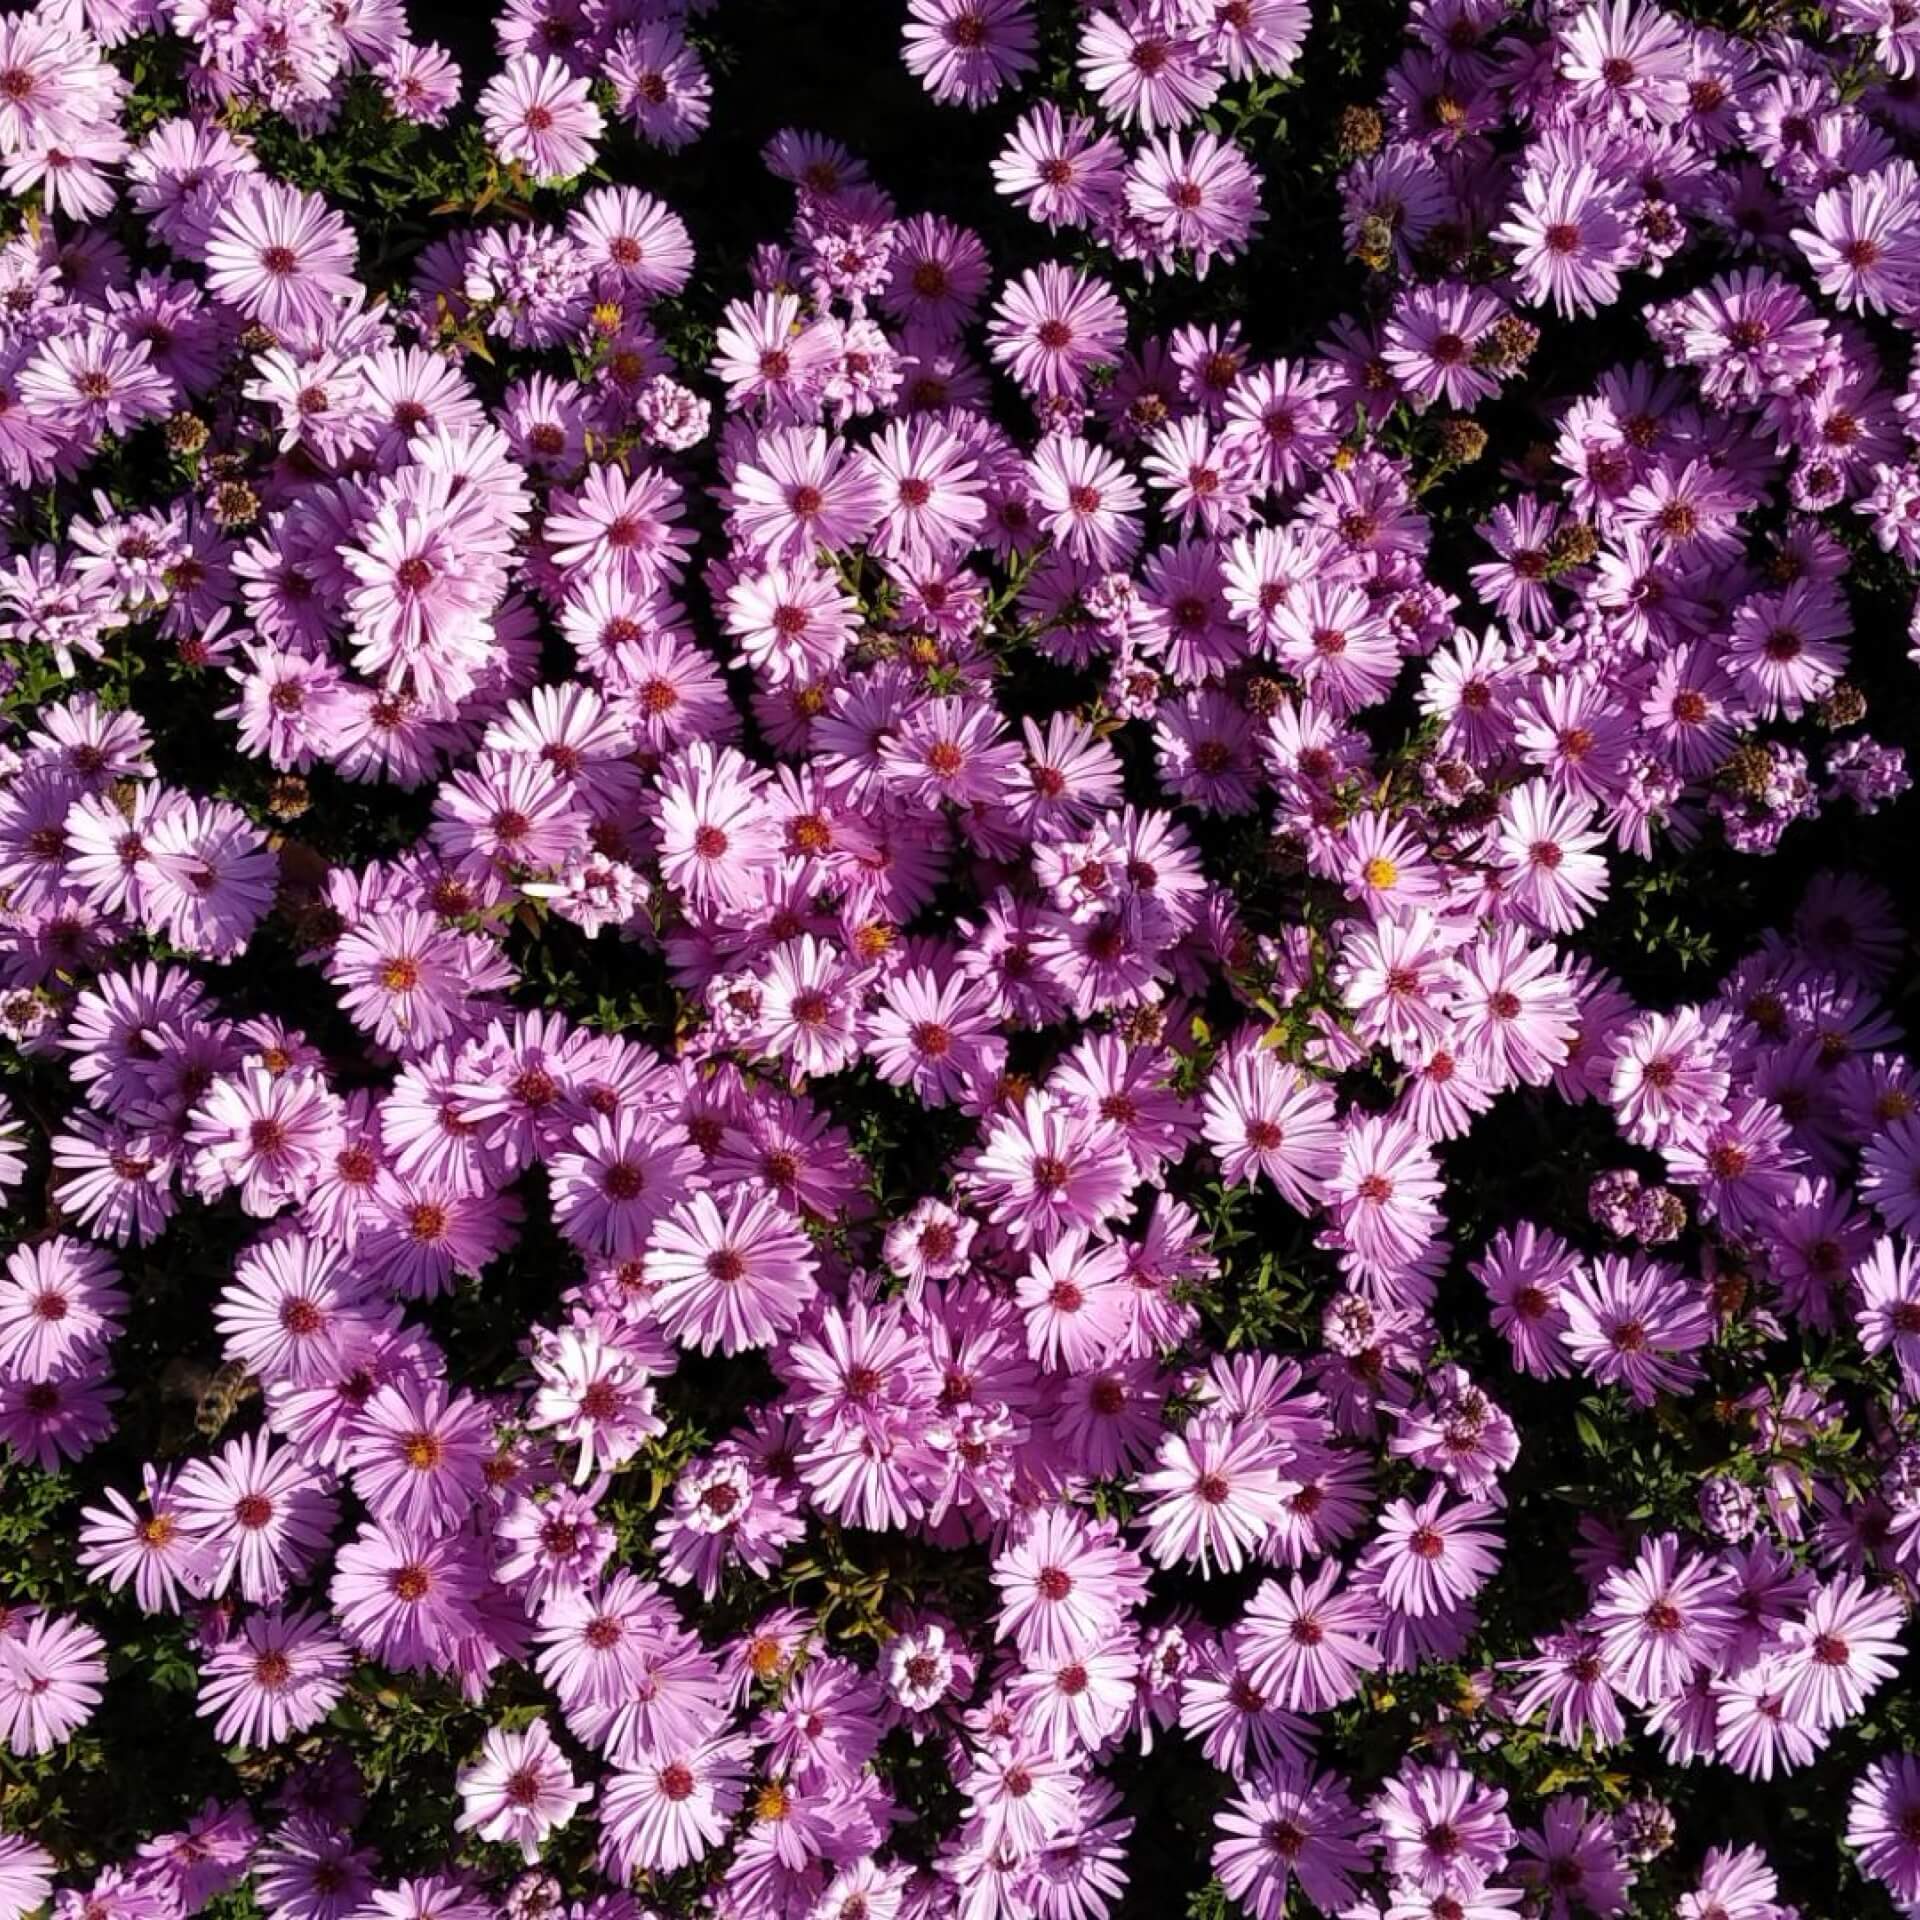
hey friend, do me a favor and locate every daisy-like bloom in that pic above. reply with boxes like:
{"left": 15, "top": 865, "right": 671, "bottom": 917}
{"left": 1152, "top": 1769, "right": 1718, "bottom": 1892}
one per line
{"left": 1025, "top": 433, "right": 1145, "bottom": 567}
{"left": 1848, "top": 1752, "right": 1920, "bottom": 1912}
{"left": 455, "top": 1718, "right": 591, "bottom": 1865}
{"left": 1327, "top": 1114, "right": 1444, "bottom": 1277}
{"left": 756, "top": 934, "right": 862, "bottom": 1078}
{"left": 544, "top": 462, "right": 692, "bottom": 597}
{"left": 1773, "top": 1574, "right": 1905, "bottom": 1732}
{"left": 993, "top": 102, "right": 1127, "bottom": 229}
{"left": 726, "top": 423, "right": 886, "bottom": 561}
{"left": 1496, "top": 781, "right": 1610, "bottom": 935}
{"left": 1794, "top": 169, "right": 1920, "bottom": 315}
{"left": 597, "top": 1737, "right": 751, "bottom": 1878}
{"left": 328, "top": 908, "right": 514, "bottom": 1055}
{"left": 1724, "top": 579, "right": 1849, "bottom": 720}
{"left": 1198, "top": 1047, "right": 1336, "bottom": 1206}
{"left": 184, "top": 1066, "right": 342, "bottom": 1219}
{"left": 215, "top": 1230, "right": 372, "bottom": 1390}
{"left": 988, "top": 262, "right": 1128, "bottom": 398}
{"left": 1077, "top": 7, "right": 1222, "bottom": 131}
{"left": 1588, "top": 1532, "right": 1741, "bottom": 1708}
{"left": 1126, "top": 130, "right": 1265, "bottom": 277}
{"left": 1491, "top": 161, "right": 1632, "bottom": 317}
{"left": 966, "top": 1091, "right": 1135, "bottom": 1252}
{"left": 343, "top": 481, "right": 507, "bottom": 699}
{"left": 1372, "top": 1761, "right": 1514, "bottom": 1899}
{"left": 1136, "top": 1414, "right": 1294, "bottom": 1576}
{"left": 1560, "top": 0, "right": 1690, "bottom": 123}
{"left": 0, "top": 1835, "right": 53, "bottom": 1920}
{"left": 1016, "top": 1229, "right": 1130, "bottom": 1372}
{"left": 549, "top": 1107, "right": 698, "bottom": 1261}
{"left": 174, "top": 1431, "right": 338, "bottom": 1607}
{"left": 139, "top": 797, "right": 277, "bottom": 961}
{"left": 1239, "top": 1564, "right": 1382, "bottom": 1712}
{"left": 1211, "top": 1762, "right": 1378, "bottom": 1920}
{"left": 1608, "top": 1006, "right": 1731, "bottom": 1148}
{"left": 1560, "top": 1254, "right": 1712, "bottom": 1406}
{"left": 653, "top": 742, "right": 782, "bottom": 914}
{"left": 1448, "top": 927, "right": 1579, "bottom": 1091}
{"left": 203, "top": 180, "right": 359, "bottom": 337}
{"left": 328, "top": 1520, "right": 486, "bottom": 1672}
{"left": 993, "top": 1507, "right": 1149, "bottom": 1664}
{"left": 570, "top": 186, "right": 695, "bottom": 302}
{"left": 859, "top": 415, "right": 986, "bottom": 565}
{"left": 0, "top": 1612, "right": 106, "bottom": 1756}
{"left": 78, "top": 1466, "right": 212, "bottom": 1614}
{"left": 1856, "top": 1236, "right": 1920, "bottom": 1393}
{"left": 1676, "top": 1845, "right": 1782, "bottom": 1920}
{"left": 0, "top": 1236, "right": 125, "bottom": 1384}
{"left": 196, "top": 1607, "right": 351, "bottom": 1750}
{"left": 648, "top": 1187, "right": 819, "bottom": 1356}
{"left": 1381, "top": 283, "right": 1508, "bottom": 413}
{"left": 528, "top": 1327, "right": 664, "bottom": 1482}
{"left": 349, "top": 1378, "right": 494, "bottom": 1538}
{"left": 1505, "top": 1629, "right": 1628, "bottom": 1748}
{"left": 902, "top": 0, "right": 1037, "bottom": 106}
{"left": 494, "top": 1481, "right": 616, "bottom": 1609}
{"left": 477, "top": 53, "right": 604, "bottom": 182}
{"left": 1363, "top": 1490, "right": 1503, "bottom": 1619}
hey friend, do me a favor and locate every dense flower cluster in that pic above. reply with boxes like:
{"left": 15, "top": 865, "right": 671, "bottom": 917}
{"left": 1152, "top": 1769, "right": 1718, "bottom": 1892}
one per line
{"left": 2, "top": 0, "right": 1920, "bottom": 1918}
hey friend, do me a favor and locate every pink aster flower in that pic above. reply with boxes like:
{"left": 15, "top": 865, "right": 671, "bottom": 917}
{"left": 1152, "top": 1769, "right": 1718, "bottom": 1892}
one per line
{"left": 175, "top": 1431, "right": 338, "bottom": 1606}
{"left": 1363, "top": 1490, "right": 1503, "bottom": 1619}
{"left": 598, "top": 1737, "right": 751, "bottom": 1878}
{"left": 1239, "top": 1564, "right": 1383, "bottom": 1712}
{"left": 648, "top": 1187, "right": 820, "bottom": 1355}
{"left": 1561, "top": 1255, "right": 1712, "bottom": 1405}
{"left": 197, "top": 1607, "right": 351, "bottom": 1750}
{"left": 455, "top": 1717, "right": 591, "bottom": 1864}
{"left": 1137, "top": 1414, "right": 1294, "bottom": 1576}
{"left": 0, "top": 1611, "right": 106, "bottom": 1756}
{"left": 204, "top": 180, "right": 359, "bottom": 336}
{"left": 1589, "top": 1532, "right": 1740, "bottom": 1707}
{"left": 902, "top": 0, "right": 1037, "bottom": 106}
{"left": 1212, "top": 1762, "right": 1377, "bottom": 1920}
{"left": 478, "top": 54, "right": 603, "bottom": 182}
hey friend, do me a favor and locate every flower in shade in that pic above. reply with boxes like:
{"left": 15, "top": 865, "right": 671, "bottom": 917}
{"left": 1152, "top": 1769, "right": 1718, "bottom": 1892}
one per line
{"left": 455, "top": 1717, "right": 592, "bottom": 1865}
{"left": 1211, "top": 1761, "right": 1377, "bottom": 1919}
{"left": 197, "top": 1607, "right": 351, "bottom": 1749}
{"left": 1848, "top": 1752, "right": 1920, "bottom": 1913}
{"left": 1514, "top": 1793, "right": 1634, "bottom": 1919}
{"left": 1854, "top": 1236, "right": 1920, "bottom": 1393}
{"left": 1560, "top": 1255, "right": 1711, "bottom": 1405}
